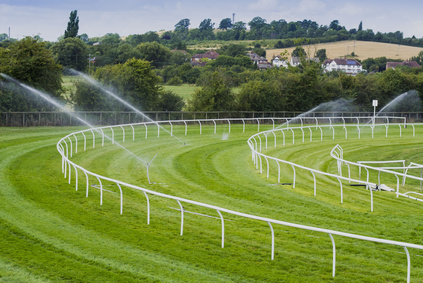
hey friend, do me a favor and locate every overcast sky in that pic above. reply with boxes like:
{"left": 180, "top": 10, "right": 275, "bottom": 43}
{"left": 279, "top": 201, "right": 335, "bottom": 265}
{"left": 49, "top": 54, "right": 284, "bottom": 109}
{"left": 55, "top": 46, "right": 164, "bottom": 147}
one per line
{"left": 1, "top": 0, "right": 423, "bottom": 42}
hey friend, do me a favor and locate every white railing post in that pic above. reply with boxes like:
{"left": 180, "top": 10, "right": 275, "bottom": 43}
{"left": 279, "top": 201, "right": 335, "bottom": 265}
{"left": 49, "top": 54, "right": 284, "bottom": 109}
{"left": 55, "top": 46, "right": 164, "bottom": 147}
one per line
{"left": 177, "top": 200, "right": 184, "bottom": 236}
{"left": 84, "top": 170, "right": 89, "bottom": 197}
{"left": 67, "top": 137, "right": 73, "bottom": 158}
{"left": 329, "top": 234, "right": 336, "bottom": 277}
{"left": 96, "top": 176, "right": 103, "bottom": 205}
{"left": 130, "top": 125, "right": 135, "bottom": 141}
{"left": 216, "top": 210, "right": 225, "bottom": 248}
{"left": 268, "top": 222, "right": 275, "bottom": 260}
{"left": 110, "top": 127, "right": 115, "bottom": 144}
{"left": 404, "top": 246, "right": 411, "bottom": 283}
{"left": 143, "top": 191, "right": 150, "bottom": 224}
{"left": 81, "top": 132, "right": 86, "bottom": 151}
{"left": 117, "top": 183, "right": 123, "bottom": 215}
{"left": 120, "top": 125, "right": 125, "bottom": 142}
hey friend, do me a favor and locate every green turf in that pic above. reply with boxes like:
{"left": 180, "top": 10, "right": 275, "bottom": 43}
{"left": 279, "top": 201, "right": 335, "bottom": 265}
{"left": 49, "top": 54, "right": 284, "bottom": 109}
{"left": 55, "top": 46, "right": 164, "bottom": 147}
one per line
{"left": 160, "top": 85, "right": 240, "bottom": 105}
{"left": 161, "top": 84, "right": 200, "bottom": 103}
{"left": 1, "top": 123, "right": 423, "bottom": 282}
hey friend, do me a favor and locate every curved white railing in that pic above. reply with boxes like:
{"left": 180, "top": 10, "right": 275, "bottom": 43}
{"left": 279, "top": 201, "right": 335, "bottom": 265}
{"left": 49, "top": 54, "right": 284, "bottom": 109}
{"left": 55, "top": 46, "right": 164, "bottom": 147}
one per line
{"left": 330, "top": 145, "right": 423, "bottom": 199}
{"left": 57, "top": 117, "right": 423, "bottom": 282}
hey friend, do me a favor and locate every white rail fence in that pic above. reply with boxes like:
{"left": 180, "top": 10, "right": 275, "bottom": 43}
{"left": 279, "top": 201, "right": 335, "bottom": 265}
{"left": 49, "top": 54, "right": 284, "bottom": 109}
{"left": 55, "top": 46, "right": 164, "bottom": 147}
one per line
{"left": 331, "top": 148, "right": 423, "bottom": 200}
{"left": 57, "top": 117, "right": 423, "bottom": 282}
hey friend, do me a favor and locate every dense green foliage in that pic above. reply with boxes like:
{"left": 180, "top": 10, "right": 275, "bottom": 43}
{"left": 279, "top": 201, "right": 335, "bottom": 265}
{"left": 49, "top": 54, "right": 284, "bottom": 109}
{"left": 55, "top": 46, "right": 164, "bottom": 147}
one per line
{"left": 0, "top": 37, "right": 62, "bottom": 111}
{"left": 189, "top": 71, "right": 236, "bottom": 111}
{"left": 188, "top": 62, "right": 423, "bottom": 112}
{"left": 72, "top": 58, "right": 185, "bottom": 111}
{"left": 64, "top": 10, "right": 79, "bottom": 39}
{"left": 2, "top": 12, "right": 423, "bottom": 114}
{"left": 51, "top": 37, "right": 88, "bottom": 71}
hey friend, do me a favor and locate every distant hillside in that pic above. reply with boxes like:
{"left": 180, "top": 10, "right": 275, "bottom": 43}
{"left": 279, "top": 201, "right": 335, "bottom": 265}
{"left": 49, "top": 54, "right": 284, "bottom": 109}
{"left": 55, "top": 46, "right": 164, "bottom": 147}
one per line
{"left": 266, "top": 40, "right": 423, "bottom": 62}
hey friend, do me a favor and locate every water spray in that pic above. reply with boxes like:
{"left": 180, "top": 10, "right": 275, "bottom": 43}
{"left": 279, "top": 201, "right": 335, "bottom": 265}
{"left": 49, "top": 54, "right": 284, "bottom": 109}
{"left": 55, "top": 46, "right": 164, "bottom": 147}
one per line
{"left": 0, "top": 73, "right": 149, "bottom": 166}
{"left": 70, "top": 70, "right": 186, "bottom": 146}
{"left": 146, "top": 154, "right": 158, "bottom": 184}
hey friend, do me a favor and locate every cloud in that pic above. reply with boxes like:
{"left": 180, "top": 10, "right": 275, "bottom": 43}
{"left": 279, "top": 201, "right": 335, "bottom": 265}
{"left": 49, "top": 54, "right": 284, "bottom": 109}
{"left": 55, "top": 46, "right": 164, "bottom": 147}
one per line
{"left": 297, "top": 0, "right": 326, "bottom": 14}
{"left": 247, "top": 0, "right": 279, "bottom": 11}
{"left": 335, "top": 2, "right": 364, "bottom": 16}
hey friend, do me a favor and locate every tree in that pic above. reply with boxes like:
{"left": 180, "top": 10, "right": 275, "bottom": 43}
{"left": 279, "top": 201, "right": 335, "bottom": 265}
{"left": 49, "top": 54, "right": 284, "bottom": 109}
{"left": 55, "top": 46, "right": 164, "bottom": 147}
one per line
{"left": 52, "top": 37, "right": 88, "bottom": 71}
{"left": 237, "top": 80, "right": 282, "bottom": 111}
{"left": 93, "top": 58, "right": 161, "bottom": 111}
{"left": 0, "top": 37, "right": 62, "bottom": 111}
{"left": 189, "top": 71, "right": 235, "bottom": 111}
{"left": 292, "top": 46, "right": 306, "bottom": 58}
{"left": 143, "top": 31, "right": 159, "bottom": 42}
{"left": 316, "top": 49, "right": 327, "bottom": 62}
{"left": 136, "top": 42, "right": 171, "bottom": 67}
{"left": 116, "top": 43, "right": 141, "bottom": 64}
{"left": 358, "top": 21, "right": 363, "bottom": 32}
{"left": 248, "top": 17, "right": 267, "bottom": 30}
{"left": 219, "top": 18, "right": 232, "bottom": 30}
{"left": 174, "top": 18, "right": 190, "bottom": 32}
{"left": 78, "top": 33, "right": 89, "bottom": 43}
{"left": 221, "top": 44, "right": 246, "bottom": 57}
{"left": 253, "top": 47, "right": 266, "bottom": 57}
{"left": 232, "top": 21, "right": 247, "bottom": 31}
{"left": 71, "top": 80, "right": 113, "bottom": 111}
{"left": 0, "top": 33, "right": 9, "bottom": 42}
{"left": 208, "top": 55, "right": 254, "bottom": 69}
{"left": 411, "top": 50, "right": 423, "bottom": 65}
{"left": 157, "top": 91, "right": 185, "bottom": 111}
{"left": 170, "top": 50, "right": 190, "bottom": 65}
{"left": 64, "top": 10, "right": 79, "bottom": 38}
{"left": 329, "top": 20, "right": 341, "bottom": 31}
{"left": 199, "top": 19, "right": 214, "bottom": 31}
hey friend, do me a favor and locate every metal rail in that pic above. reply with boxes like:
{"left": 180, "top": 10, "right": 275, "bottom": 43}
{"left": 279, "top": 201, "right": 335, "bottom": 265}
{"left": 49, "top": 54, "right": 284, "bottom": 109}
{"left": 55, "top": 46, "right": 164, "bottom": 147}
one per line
{"left": 57, "top": 117, "right": 423, "bottom": 282}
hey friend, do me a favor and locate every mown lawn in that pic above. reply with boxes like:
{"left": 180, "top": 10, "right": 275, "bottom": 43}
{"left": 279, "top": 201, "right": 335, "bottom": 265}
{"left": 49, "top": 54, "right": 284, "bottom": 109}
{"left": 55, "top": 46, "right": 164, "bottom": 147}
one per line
{"left": 1, "top": 123, "right": 423, "bottom": 282}
{"left": 161, "top": 84, "right": 199, "bottom": 103}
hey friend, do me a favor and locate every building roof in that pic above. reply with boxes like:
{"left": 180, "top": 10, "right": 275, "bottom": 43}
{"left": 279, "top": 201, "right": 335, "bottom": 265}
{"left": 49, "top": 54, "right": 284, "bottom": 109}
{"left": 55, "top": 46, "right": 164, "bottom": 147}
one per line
{"left": 323, "top": 58, "right": 362, "bottom": 66}
{"left": 203, "top": 50, "right": 219, "bottom": 59}
{"left": 386, "top": 60, "right": 421, "bottom": 69}
{"left": 192, "top": 54, "right": 203, "bottom": 59}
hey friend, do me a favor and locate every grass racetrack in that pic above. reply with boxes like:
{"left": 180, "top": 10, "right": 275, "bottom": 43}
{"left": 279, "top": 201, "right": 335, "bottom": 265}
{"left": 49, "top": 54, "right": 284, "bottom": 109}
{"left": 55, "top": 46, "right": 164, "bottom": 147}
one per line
{"left": 1, "top": 123, "right": 423, "bottom": 282}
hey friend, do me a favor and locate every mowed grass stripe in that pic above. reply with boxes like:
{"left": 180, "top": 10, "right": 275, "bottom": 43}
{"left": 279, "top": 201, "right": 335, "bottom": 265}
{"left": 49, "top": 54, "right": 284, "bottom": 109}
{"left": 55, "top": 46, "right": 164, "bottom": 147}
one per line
{"left": 0, "top": 128, "right": 246, "bottom": 282}
{"left": 1, "top": 125, "right": 423, "bottom": 281}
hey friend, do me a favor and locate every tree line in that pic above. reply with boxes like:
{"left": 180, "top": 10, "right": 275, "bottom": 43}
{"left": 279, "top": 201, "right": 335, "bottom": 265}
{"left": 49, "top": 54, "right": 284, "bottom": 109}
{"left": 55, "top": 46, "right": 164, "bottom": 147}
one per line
{"left": 0, "top": 11, "right": 422, "bottom": 114}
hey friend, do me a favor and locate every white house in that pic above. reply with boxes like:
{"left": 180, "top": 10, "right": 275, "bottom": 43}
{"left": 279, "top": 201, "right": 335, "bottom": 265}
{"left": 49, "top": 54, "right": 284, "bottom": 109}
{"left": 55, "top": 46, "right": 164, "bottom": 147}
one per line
{"left": 322, "top": 58, "right": 363, "bottom": 75}
{"left": 272, "top": 55, "right": 289, "bottom": 68}
{"left": 290, "top": 57, "right": 301, "bottom": 67}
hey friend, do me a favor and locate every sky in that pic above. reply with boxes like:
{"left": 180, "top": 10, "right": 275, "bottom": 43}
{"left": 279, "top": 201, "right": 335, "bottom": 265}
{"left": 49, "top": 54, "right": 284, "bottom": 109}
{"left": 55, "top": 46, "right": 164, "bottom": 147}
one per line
{"left": 1, "top": 0, "right": 423, "bottom": 42}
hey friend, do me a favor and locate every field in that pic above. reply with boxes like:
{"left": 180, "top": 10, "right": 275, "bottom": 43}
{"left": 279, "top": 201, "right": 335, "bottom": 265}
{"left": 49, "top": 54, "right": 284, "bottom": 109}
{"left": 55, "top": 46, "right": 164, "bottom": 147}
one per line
{"left": 161, "top": 84, "right": 240, "bottom": 104}
{"left": 1, "top": 121, "right": 423, "bottom": 282}
{"left": 266, "top": 40, "right": 423, "bottom": 61}
{"left": 161, "top": 84, "right": 200, "bottom": 103}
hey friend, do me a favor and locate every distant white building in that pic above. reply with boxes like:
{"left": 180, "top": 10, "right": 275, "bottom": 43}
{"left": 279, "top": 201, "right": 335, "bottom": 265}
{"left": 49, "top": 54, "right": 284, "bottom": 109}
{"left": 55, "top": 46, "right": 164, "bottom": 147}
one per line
{"left": 290, "top": 57, "right": 301, "bottom": 67}
{"left": 288, "top": 56, "right": 319, "bottom": 67}
{"left": 272, "top": 55, "right": 289, "bottom": 68}
{"left": 322, "top": 58, "right": 363, "bottom": 75}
